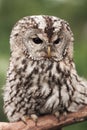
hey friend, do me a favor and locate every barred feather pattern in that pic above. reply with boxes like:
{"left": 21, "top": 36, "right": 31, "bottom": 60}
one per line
{"left": 3, "top": 15, "right": 87, "bottom": 122}
{"left": 4, "top": 55, "right": 87, "bottom": 122}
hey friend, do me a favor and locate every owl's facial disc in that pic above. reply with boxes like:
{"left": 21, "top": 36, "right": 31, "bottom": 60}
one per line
{"left": 19, "top": 16, "right": 73, "bottom": 61}
{"left": 24, "top": 29, "right": 66, "bottom": 61}
{"left": 11, "top": 16, "right": 73, "bottom": 62}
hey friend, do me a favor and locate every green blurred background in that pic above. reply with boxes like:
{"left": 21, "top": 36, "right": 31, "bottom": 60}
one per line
{"left": 0, "top": 0, "right": 87, "bottom": 129}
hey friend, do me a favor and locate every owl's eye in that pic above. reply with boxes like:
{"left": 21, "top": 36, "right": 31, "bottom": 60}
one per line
{"left": 32, "top": 37, "right": 43, "bottom": 44}
{"left": 53, "top": 38, "right": 61, "bottom": 44}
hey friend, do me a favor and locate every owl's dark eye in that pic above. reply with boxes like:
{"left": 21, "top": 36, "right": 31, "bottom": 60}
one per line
{"left": 32, "top": 37, "right": 43, "bottom": 44}
{"left": 53, "top": 38, "right": 61, "bottom": 44}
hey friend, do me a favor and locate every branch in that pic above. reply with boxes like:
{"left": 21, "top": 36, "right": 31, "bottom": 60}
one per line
{"left": 0, "top": 106, "right": 87, "bottom": 130}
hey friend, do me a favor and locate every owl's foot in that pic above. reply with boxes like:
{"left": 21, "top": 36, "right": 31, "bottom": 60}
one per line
{"left": 54, "top": 111, "right": 67, "bottom": 121}
{"left": 21, "top": 116, "right": 29, "bottom": 125}
{"left": 21, "top": 114, "right": 38, "bottom": 126}
{"left": 62, "top": 111, "right": 67, "bottom": 120}
{"left": 54, "top": 111, "right": 60, "bottom": 121}
{"left": 31, "top": 114, "right": 38, "bottom": 126}
{"left": 54, "top": 111, "right": 60, "bottom": 117}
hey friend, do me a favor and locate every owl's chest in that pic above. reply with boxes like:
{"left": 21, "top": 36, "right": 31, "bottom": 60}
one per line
{"left": 21, "top": 60, "right": 72, "bottom": 114}
{"left": 21, "top": 60, "right": 62, "bottom": 103}
{"left": 8, "top": 60, "right": 71, "bottom": 114}
{"left": 24, "top": 61, "right": 60, "bottom": 90}
{"left": 21, "top": 61, "right": 61, "bottom": 113}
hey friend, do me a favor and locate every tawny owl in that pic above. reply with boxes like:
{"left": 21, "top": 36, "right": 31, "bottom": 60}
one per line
{"left": 4, "top": 15, "right": 87, "bottom": 123}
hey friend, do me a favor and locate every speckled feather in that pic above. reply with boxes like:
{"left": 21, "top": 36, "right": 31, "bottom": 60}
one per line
{"left": 4, "top": 15, "right": 87, "bottom": 122}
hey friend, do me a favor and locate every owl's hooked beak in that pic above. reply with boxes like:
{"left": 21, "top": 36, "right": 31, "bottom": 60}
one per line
{"left": 47, "top": 46, "right": 51, "bottom": 58}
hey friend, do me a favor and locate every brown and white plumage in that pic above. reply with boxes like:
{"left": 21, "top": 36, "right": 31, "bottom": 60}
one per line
{"left": 4, "top": 15, "right": 87, "bottom": 122}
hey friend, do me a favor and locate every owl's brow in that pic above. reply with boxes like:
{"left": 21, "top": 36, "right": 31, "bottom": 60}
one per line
{"left": 43, "top": 16, "right": 54, "bottom": 42}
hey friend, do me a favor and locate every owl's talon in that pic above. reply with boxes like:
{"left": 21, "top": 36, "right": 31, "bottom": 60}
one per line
{"left": 31, "top": 114, "right": 38, "bottom": 126}
{"left": 54, "top": 112, "right": 61, "bottom": 121}
{"left": 63, "top": 111, "right": 67, "bottom": 120}
{"left": 63, "top": 111, "right": 67, "bottom": 116}
{"left": 21, "top": 116, "right": 29, "bottom": 125}
{"left": 54, "top": 111, "right": 60, "bottom": 118}
{"left": 21, "top": 114, "right": 38, "bottom": 126}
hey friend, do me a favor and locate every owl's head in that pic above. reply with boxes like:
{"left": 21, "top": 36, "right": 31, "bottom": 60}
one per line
{"left": 10, "top": 15, "right": 74, "bottom": 62}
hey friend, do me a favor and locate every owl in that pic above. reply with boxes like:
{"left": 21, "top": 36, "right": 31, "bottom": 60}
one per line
{"left": 4, "top": 15, "right": 87, "bottom": 123}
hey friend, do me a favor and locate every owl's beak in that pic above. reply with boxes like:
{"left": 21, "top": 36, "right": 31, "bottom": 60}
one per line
{"left": 47, "top": 46, "right": 51, "bottom": 58}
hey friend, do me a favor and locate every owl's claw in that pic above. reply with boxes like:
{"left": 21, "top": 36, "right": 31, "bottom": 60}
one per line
{"left": 54, "top": 111, "right": 60, "bottom": 118}
{"left": 63, "top": 111, "right": 67, "bottom": 120}
{"left": 21, "top": 116, "right": 29, "bottom": 125}
{"left": 54, "top": 111, "right": 67, "bottom": 122}
{"left": 31, "top": 114, "right": 38, "bottom": 126}
{"left": 54, "top": 111, "right": 60, "bottom": 121}
{"left": 21, "top": 114, "right": 38, "bottom": 126}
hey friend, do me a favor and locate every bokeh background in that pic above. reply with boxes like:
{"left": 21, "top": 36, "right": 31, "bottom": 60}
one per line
{"left": 0, "top": 0, "right": 87, "bottom": 129}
